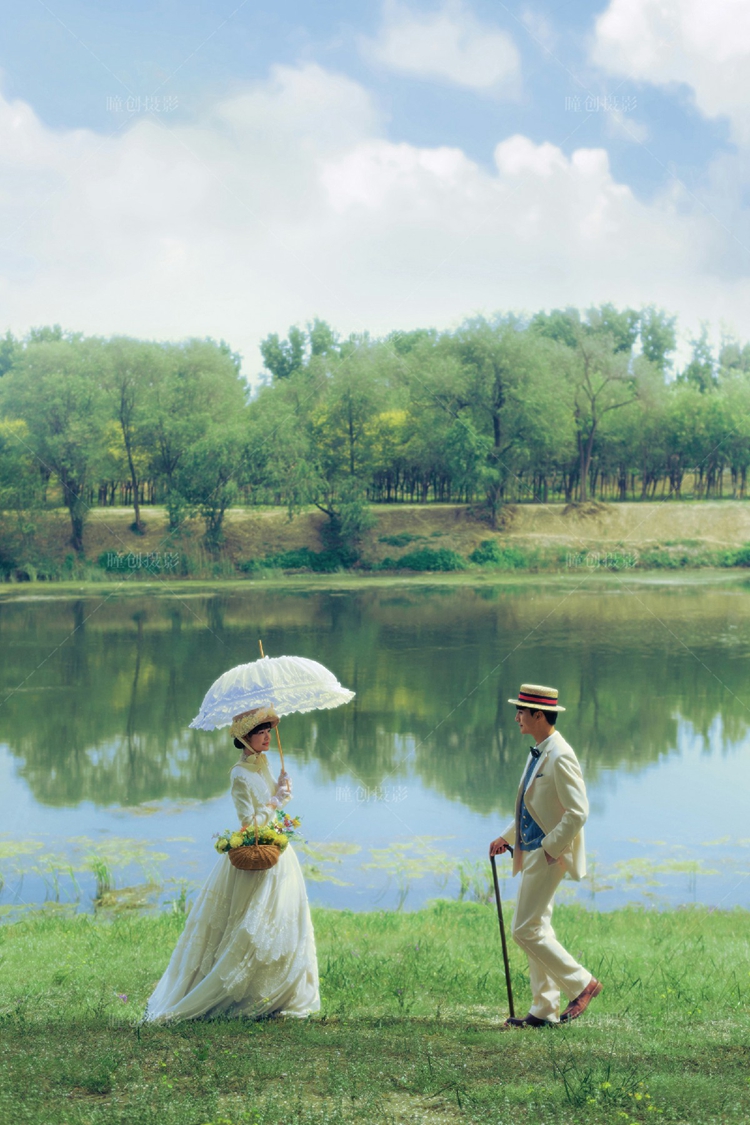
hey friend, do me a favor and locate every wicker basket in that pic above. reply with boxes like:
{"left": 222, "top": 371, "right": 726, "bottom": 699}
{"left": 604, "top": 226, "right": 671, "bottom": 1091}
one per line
{"left": 229, "top": 843, "right": 282, "bottom": 870}
{"left": 227, "top": 814, "right": 284, "bottom": 870}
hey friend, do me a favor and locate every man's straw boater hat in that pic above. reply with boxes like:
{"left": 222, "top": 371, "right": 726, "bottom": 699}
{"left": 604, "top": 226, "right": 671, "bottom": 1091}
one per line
{"left": 507, "top": 684, "right": 566, "bottom": 713}
{"left": 230, "top": 706, "right": 280, "bottom": 740}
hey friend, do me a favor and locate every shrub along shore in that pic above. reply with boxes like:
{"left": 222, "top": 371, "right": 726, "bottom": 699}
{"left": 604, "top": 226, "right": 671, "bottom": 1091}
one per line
{"left": 3, "top": 501, "right": 750, "bottom": 583}
{"left": 0, "top": 902, "right": 748, "bottom": 1124}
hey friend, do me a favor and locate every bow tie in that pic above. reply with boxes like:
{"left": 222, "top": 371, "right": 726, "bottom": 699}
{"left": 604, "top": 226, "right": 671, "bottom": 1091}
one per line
{"left": 529, "top": 746, "right": 541, "bottom": 758}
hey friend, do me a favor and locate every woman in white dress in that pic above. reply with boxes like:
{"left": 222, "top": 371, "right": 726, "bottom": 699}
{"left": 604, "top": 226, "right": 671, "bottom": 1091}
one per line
{"left": 146, "top": 706, "right": 320, "bottom": 1022}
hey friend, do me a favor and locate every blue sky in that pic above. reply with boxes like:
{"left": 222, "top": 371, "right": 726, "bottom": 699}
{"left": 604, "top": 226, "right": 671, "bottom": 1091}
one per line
{"left": 1, "top": 0, "right": 748, "bottom": 374}
{"left": 3, "top": 0, "right": 728, "bottom": 194}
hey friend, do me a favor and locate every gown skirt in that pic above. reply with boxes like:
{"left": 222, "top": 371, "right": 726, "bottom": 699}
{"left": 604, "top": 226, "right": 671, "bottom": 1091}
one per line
{"left": 145, "top": 844, "right": 319, "bottom": 1022}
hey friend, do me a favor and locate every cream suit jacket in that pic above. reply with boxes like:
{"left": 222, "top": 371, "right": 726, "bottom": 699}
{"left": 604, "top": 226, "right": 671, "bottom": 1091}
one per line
{"left": 501, "top": 730, "right": 588, "bottom": 882}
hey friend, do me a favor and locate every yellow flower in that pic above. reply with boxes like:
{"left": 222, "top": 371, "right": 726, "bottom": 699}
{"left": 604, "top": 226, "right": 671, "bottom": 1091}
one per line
{"left": 229, "top": 833, "right": 244, "bottom": 849}
{"left": 215, "top": 838, "right": 229, "bottom": 853}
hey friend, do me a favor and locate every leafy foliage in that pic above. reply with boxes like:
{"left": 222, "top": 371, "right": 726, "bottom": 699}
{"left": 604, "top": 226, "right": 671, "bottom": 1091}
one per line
{"left": 2, "top": 305, "right": 750, "bottom": 571}
{"left": 469, "top": 540, "right": 527, "bottom": 568}
{"left": 384, "top": 547, "right": 466, "bottom": 571}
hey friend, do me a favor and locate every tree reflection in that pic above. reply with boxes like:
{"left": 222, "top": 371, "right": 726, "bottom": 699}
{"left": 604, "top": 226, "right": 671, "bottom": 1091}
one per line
{"left": 1, "top": 584, "right": 748, "bottom": 813}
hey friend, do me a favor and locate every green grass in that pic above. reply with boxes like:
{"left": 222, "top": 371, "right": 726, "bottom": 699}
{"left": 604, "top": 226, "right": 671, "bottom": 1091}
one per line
{"left": 1, "top": 902, "right": 749, "bottom": 1124}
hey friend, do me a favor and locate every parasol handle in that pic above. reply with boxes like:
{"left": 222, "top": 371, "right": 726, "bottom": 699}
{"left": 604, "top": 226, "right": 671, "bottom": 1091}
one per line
{"left": 275, "top": 724, "right": 285, "bottom": 774}
{"left": 257, "top": 638, "right": 284, "bottom": 774}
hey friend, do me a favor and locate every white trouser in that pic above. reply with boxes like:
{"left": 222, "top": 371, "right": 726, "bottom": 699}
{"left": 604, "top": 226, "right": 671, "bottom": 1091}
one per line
{"left": 511, "top": 848, "right": 592, "bottom": 1022}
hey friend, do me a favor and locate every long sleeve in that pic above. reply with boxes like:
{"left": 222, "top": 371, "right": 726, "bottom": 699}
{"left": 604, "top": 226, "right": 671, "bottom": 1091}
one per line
{"left": 230, "top": 769, "right": 274, "bottom": 829}
{"left": 540, "top": 752, "right": 588, "bottom": 860}
{"left": 501, "top": 815, "right": 517, "bottom": 848}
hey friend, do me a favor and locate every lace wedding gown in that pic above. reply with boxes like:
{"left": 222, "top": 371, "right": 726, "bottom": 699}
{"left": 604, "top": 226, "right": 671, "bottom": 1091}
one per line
{"left": 145, "top": 754, "right": 319, "bottom": 1022}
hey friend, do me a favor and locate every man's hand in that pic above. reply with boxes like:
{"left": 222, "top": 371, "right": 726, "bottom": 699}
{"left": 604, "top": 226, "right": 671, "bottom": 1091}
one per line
{"left": 544, "top": 850, "right": 557, "bottom": 865}
{"left": 489, "top": 836, "right": 510, "bottom": 858}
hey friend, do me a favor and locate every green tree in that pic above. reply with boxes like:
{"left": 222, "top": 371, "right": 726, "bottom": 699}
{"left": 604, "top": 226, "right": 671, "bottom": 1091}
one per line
{"left": 308, "top": 341, "right": 390, "bottom": 557}
{"left": 663, "top": 383, "right": 705, "bottom": 497}
{"left": 260, "top": 325, "right": 307, "bottom": 380}
{"left": 721, "top": 376, "right": 750, "bottom": 496}
{"left": 309, "top": 318, "right": 337, "bottom": 357}
{"left": 103, "top": 338, "right": 164, "bottom": 533}
{"left": 589, "top": 303, "right": 640, "bottom": 353}
{"left": 448, "top": 316, "right": 559, "bottom": 520}
{"left": 680, "top": 325, "right": 716, "bottom": 392}
{"left": 244, "top": 377, "right": 321, "bottom": 514}
{"left": 566, "top": 330, "right": 637, "bottom": 502}
{"left": 146, "top": 339, "right": 247, "bottom": 532}
{"left": 1, "top": 336, "right": 110, "bottom": 552}
{"left": 533, "top": 307, "right": 641, "bottom": 502}
{"left": 0, "top": 331, "right": 19, "bottom": 377}
{"left": 639, "top": 307, "right": 677, "bottom": 373}
{"left": 312, "top": 342, "right": 388, "bottom": 481}
{"left": 179, "top": 421, "right": 245, "bottom": 545}
{"left": 530, "top": 307, "right": 581, "bottom": 350}
{"left": 0, "top": 419, "right": 40, "bottom": 507}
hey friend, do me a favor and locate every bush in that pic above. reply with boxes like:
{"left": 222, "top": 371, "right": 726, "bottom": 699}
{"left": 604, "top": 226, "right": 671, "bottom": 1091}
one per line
{"left": 727, "top": 544, "right": 750, "bottom": 567}
{"left": 240, "top": 548, "right": 343, "bottom": 573}
{"left": 469, "top": 540, "right": 527, "bottom": 568}
{"left": 382, "top": 547, "right": 466, "bottom": 572}
{"left": 636, "top": 547, "right": 691, "bottom": 569}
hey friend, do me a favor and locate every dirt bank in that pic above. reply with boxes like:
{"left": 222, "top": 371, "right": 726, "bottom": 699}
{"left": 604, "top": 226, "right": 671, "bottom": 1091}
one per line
{"left": 4, "top": 500, "right": 749, "bottom": 573}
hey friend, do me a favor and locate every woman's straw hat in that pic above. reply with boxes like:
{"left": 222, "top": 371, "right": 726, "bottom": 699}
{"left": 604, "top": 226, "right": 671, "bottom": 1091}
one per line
{"left": 507, "top": 683, "right": 566, "bottom": 712}
{"left": 229, "top": 706, "right": 280, "bottom": 740}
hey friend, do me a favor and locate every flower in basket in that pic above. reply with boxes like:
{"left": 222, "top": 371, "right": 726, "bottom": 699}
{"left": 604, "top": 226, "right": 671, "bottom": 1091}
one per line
{"left": 214, "top": 813, "right": 301, "bottom": 855}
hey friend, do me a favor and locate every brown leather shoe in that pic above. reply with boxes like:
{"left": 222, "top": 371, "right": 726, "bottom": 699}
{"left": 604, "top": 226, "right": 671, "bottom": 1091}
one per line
{"left": 560, "top": 978, "right": 603, "bottom": 1023}
{"left": 502, "top": 1013, "right": 555, "bottom": 1029}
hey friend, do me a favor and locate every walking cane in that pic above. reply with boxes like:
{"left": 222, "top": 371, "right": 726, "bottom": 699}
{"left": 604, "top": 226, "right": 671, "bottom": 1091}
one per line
{"left": 490, "top": 849, "right": 515, "bottom": 1018}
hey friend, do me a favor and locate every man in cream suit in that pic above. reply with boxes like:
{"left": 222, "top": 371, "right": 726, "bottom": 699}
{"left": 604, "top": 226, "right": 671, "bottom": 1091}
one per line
{"left": 489, "top": 684, "right": 602, "bottom": 1028}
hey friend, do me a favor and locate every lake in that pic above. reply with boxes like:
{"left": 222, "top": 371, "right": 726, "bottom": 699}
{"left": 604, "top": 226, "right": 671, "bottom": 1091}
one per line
{"left": 2, "top": 576, "right": 750, "bottom": 916}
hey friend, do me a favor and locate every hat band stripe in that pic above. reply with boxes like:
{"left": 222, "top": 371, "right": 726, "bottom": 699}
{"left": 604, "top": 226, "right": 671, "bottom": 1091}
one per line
{"left": 518, "top": 692, "right": 558, "bottom": 706}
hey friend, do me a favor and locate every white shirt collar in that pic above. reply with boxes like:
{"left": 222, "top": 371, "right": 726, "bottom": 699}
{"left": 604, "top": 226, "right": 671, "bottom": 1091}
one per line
{"left": 534, "top": 732, "right": 556, "bottom": 754}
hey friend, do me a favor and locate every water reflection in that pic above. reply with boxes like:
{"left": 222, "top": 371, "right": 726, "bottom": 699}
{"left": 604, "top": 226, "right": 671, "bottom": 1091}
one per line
{"left": 2, "top": 583, "right": 750, "bottom": 814}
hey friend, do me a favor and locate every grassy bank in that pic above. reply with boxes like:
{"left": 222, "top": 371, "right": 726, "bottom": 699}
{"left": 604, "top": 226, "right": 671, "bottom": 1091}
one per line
{"left": 4, "top": 502, "right": 750, "bottom": 583}
{"left": 1, "top": 902, "right": 749, "bottom": 1124}
{"left": 0, "top": 566, "right": 748, "bottom": 603}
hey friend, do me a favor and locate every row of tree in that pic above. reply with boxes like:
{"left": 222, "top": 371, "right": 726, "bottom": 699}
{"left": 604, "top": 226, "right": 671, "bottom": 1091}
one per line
{"left": 0, "top": 328, "right": 245, "bottom": 551}
{"left": 1, "top": 308, "right": 749, "bottom": 555}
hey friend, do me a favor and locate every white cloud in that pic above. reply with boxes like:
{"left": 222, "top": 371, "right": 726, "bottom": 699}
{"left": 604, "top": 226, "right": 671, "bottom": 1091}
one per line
{"left": 362, "top": 1, "right": 521, "bottom": 93}
{"left": 1, "top": 61, "right": 750, "bottom": 380}
{"left": 591, "top": 0, "right": 750, "bottom": 143}
{"left": 604, "top": 110, "right": 650, "bottom": 145}
{"left": 520, "top": 6, "right": 557, "bottom": 53}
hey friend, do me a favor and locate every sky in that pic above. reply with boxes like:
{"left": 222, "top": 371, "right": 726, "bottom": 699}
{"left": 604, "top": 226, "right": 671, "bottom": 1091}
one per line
{"left": 1, "top": 0, "right": 749, "bottom": 379}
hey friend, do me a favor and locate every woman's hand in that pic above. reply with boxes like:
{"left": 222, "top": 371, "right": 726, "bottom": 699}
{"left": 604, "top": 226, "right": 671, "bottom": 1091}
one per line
{"left": 269, "top": 774, "right": 292, "bottom": 810}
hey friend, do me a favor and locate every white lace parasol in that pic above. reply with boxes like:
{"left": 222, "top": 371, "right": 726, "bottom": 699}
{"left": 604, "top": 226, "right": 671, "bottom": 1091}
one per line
{"left": 189, "top": 654, "right": 355, "bottom": 730}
